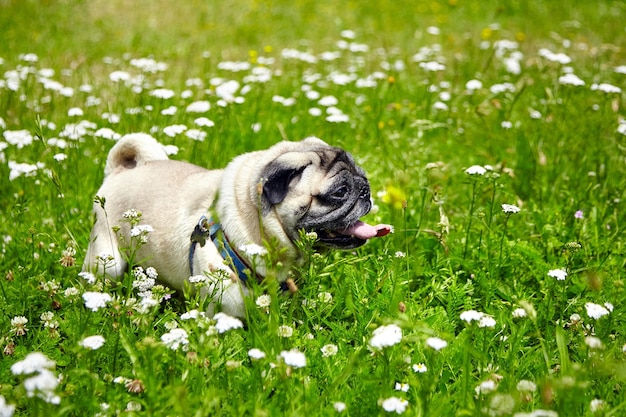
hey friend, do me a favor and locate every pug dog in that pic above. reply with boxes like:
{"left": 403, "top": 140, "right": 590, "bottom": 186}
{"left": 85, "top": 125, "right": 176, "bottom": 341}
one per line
{"left": 83, "top": 133, "right": 391, "bottom": 317}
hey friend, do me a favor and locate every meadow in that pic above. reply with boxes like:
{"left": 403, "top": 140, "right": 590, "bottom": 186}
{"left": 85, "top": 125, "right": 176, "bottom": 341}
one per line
{"left": 1, "top": 0, "right": 626, "bottom": 415}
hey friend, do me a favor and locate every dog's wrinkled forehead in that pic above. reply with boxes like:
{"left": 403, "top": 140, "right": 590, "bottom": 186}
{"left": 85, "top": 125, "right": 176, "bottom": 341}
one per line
{"left": 311, "top": 146, "right": 366, "bottom": 177}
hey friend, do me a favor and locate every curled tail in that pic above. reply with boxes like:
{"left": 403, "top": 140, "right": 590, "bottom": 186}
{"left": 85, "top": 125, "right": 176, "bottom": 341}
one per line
{"left": 104, "top": 133, "right": 169, "bottom": 176}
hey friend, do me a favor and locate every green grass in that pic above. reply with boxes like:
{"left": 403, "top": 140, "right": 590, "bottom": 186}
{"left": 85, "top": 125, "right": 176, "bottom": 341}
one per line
{"left": 1, "top": 0, "right": 626, "bottom": 415}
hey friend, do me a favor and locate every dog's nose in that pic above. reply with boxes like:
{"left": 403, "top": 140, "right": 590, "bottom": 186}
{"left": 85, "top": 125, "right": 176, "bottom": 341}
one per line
{"left": 359, "top": 186, "right": 370, "bottom": 200}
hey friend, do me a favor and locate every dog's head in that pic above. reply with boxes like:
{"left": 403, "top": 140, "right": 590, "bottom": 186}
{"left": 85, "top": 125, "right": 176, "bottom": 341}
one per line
{"left": 259, "top": 137, "right": 390, "bottom": 249}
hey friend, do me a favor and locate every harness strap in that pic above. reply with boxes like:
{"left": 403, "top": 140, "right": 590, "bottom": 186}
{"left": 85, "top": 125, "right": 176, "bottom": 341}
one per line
{"left": 189, "top": 215, "right": 290, "bottom": 291}
{"left": 189, "top": 215, "right": 251, "bottom": 283}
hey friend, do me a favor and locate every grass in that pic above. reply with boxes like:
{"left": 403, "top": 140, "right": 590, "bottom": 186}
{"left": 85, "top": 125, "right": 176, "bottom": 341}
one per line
{"left": 1, "top": 0, "right": 626, "bottom": 415}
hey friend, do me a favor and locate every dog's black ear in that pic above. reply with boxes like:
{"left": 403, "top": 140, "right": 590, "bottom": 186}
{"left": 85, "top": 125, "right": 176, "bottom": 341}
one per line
{"left": 260, "top": 162, "right": 306, "bottom": 212}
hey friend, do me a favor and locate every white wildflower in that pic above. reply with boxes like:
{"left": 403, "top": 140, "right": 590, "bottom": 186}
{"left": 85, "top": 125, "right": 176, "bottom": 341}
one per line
{"left": 213, "top": 312, "right": 244, "bottom": 333}
{"left": 82, "top": 291, "right": 112, "bottom": 312}
{"left": 280, "top": 349, "right": 307, "bottom": 368}
{"left": 413, "top": 363, "right": 428, "bottom": 373}
{"left": 369, "top": 324, "right": 402, "bottom": 349}
{"left": 277, "top": 325, "right": 294, "bottom": 338}
{"left": 320, "top": 344, "right": 338, "bottom": 357}
{"left": 502, "top": 203, "right": 521, "bottom": 214}
{"left": 425, "top": 337, "right": 448, "bottom": 351}
{"left": 381, "top": 396, "right": 408, "bottom": 414}
{"left": 160, "top": 328, "right": 189, "bottom": 350}
{"left": 547, "top": 269, "right": 567, "bottom": 281}
{"left": 465, "top": 165, "right": 487, "bottom": 175}
{"left": 79, "top": 335, "right": 106, "bottom": 350}
{"left": 585, "top": 302, "right": 610, "bottom": 319}
{"left": 248, "top": 348, "right": 266, "bottom": 360}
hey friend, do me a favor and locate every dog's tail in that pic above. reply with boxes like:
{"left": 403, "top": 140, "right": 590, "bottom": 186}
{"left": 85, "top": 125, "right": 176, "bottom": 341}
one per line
{"left": 104, "top": 133, "right": 169, "bottom": 176}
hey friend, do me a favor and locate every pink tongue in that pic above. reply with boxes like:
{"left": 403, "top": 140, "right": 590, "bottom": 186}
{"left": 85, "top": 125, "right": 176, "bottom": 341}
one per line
{"left": 339, "top": 221, "right": 393, "bottom": 240}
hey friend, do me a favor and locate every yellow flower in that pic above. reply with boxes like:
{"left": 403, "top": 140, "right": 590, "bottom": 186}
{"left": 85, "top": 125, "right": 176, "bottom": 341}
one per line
{"left": 380, "top": 186, "right": 407, "bottom": 210}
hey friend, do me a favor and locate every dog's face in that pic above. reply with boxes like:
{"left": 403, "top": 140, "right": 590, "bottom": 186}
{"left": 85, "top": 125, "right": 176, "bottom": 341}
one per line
{"left": 259, "top": 139, "right": 376, "bottom": 249}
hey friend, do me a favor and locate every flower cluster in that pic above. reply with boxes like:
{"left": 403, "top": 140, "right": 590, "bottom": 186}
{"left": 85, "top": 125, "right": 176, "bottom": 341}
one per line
{"left": 460, "top": 310, "right": 497, "bottom": 328}
{"left": 11, "top": 352, "right": 60, "bottom": 404}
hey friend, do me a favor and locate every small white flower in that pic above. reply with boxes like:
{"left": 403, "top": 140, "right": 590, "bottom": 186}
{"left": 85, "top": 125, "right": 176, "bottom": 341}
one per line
{"left": 280, "top": 349, "right": 307, "bottom": 368}
{"left": 160, "top": 106, "right": 177, "bottom": 115}
{"left": 309, "top": 107, "right": 323, "bottom": 116}
{"left": 79, "top": 335, "right": 106, "bottom": 350}
{"left": 0, "top": 395, "right": 15, "bottom": 417}
{"left": 333, "top": 401, "right": 347, "bottom": 412}
{"left": 539, "top": 49, "right": 572, "bottom": 64}
{"left": 150, "top": 88, "right": 175, "bottom": 99}
{"left": 369, "top": 324, "right": 402, "bottom": 349}
{"left": 569, "top": 313, "right": 582, "bottom": 325}
{"left": 239, "top": 243, "right": 268, "bottom": 257}
{"left": 466, "top": 79, "right": 483, "bottom": 91}
{"left": 585, "top": 302, "right": 610, "bottom": 319}
{"left": 180, "top": 309, "right": 204, "bottom": 320}
{"left": 394, "top": 382, "right": 410, "bottom": 392}
{"left": 381, "top": 396, "right": 408, "bottom": 414}
{"left": 162, "top": 124, "right": 187, "bottom": 137}
{"left": 432, "top": 101, "right": 449, "bottom": 111}
{"left": 412, "top": 363, "right": 427, "bottom": 373}
{"left": 425, "top": 337, "right": 447, "bottom": 351}
{"left": 78, "top": 271, "right": 96, "bottom": 284}
{"left": 326, "top": 113, "right": 350, "bottom": 123}
{"left": 475, "top": 379, "right": 497, "bottom": 396}
{"left": 194, "top": 117, "right": 215, "bottom": 127}
{"left": 122, "top": 209, "right": 140, "bottom": 220}
{"left": 585, "top": 336, "right": 603, "bottom": 350}
{"left": 516, "top": 379, "right": 537, "bottom": 392}
{"left": 502, "top": 204, "right": 521, "bottom": 214}
{"left": 465, "top": 165, "right": 487, "bottom": 175}
{"left": 318, "top": 292, "right": 333, "bottom": 303}
{"left": 160, "top": 328, "right": 189, "bottom": 350}
{"left": 11, "top": 352, "right": 56, "bottom": 375}
{"left": 213, "top": 312, "right": 244, "bottom": 333}
{"left": 248, "top": 348, "right": 266, "bottom": 360}
{"left": 109, "top": 70, "right": 131, "bottom": 83}
{"left": 590, "top": 398, "right": 605, "bottom": 412}
{"left": 320, "top": 344, "right": 338, "bottom": 357}
{"left": 185, "top": 129, "right": 207, "bottom": 141}
{"left": 256, "top": 294, "right": 271, "bottom": 309}
{"left": 82, "top": 291, "right": 112, "bottom": 312}
{"left": 590, "top": 83, "right": 621, "bottom": 94}
{"left": 67, "top": 107, "right": 84, "bottom": 117}
{"left": 547, "top": 268, "right": 567, "bottom": 281}
{"left": 512, "top": 308, "right": 527, "bottom": 318}
{"left": 277, "top": 325, "right": 294, "bottom": 338}
{"left": 189, "top": 275, "right": 207, "bottom": 284}
{"left": 558, "top": 73, "right": 585, "bottom": 86}
{"left": 318, "top": 95, "right": 338, "bottom": 107}
{"left": 419, "top": 61, "right": 446, "bottom": 72}
{"left": 478, "top": 316, "right": 497, "bottom": 328}
{"left": 130, "top": 224, "right": 154, "bottom": 237}
{"left": 23, "top": 369, "right": 60, "bottom": 404}
{"left": 460, "top": 310, "right": 483, "bottom": 323}
{"left": 186, "top": 100, "right": 211, "bottom": 113}
{"left": 10, "top": 316, "right": 28, "bottom": 336}
{"left": 145, "top": 267, "right": 158, "bottom": 279}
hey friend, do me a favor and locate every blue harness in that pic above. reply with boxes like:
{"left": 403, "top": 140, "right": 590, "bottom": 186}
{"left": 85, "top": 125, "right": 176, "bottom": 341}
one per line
{"left": 188, "top": 215, "right": 252, "bottom": 282}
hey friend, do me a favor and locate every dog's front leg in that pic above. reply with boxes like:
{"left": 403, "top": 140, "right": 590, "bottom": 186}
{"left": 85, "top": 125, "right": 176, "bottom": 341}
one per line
{"left": 201, "top": 277, "right": 248, "bottom": 319}
{"left": 190, "top": 243, "right": 248, "bottom": 319}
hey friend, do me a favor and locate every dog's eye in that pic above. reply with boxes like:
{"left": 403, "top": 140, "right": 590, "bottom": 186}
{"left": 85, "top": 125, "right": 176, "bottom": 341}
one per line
{"left": 330, "top": 186, "right": 348, "bottom": 199}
